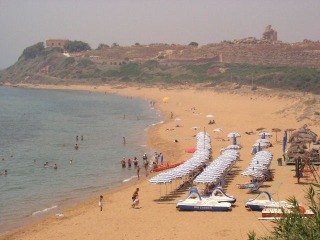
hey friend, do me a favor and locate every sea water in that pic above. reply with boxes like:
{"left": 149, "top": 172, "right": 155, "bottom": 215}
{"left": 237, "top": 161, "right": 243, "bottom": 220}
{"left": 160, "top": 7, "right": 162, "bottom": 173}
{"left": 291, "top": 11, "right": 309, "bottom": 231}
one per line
{"left": 0, "top": 86, "right": 163, "bottom": 233}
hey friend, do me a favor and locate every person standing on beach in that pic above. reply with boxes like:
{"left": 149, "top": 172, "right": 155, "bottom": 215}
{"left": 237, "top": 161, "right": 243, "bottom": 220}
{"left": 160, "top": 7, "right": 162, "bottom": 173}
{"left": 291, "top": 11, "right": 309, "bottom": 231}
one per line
{"left": 99, "top": 195, "right": 103, "bottom": 211}
{"left": 160, "top": 153, "right": 164, "bottom": 164}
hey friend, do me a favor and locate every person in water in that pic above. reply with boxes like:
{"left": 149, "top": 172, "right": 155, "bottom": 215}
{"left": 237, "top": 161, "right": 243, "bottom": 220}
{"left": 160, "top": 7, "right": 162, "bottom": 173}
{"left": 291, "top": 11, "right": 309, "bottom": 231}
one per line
{"left": 128, "top": 158, "right": 132, "bottom": 168}
{"left": 54, "top": 164, "right": 58, "bottom": 170}
{"left": 121, "top": 158, "right": 126, "bottom": 168}
{"left": 137, "top": 166, "right": 141, "bottom": 180}
{"left": 133, "top": 157, "right": 138, "bottom": 167}
{"left": 74, "top": 144, "right": 79, "bottom": 150}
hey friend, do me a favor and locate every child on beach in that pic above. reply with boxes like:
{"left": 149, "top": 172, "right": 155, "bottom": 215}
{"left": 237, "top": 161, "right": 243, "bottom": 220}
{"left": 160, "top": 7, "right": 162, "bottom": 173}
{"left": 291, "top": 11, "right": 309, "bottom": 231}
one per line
{"left": 132, "top": 188, "right": 139, "bottom": 208}
{"left": 99, "top": 195, "right": 103, "bottom": 211}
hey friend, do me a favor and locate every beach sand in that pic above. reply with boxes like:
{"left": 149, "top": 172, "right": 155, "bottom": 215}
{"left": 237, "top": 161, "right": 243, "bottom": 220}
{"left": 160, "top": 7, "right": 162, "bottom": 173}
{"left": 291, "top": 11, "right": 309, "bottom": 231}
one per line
{"left": 1, "top": 83, "right": 319, "bottom": 240}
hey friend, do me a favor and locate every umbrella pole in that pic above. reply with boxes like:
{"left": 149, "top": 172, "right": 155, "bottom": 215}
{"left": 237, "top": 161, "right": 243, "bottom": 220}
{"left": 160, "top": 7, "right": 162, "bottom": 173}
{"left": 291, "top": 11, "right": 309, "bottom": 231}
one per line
{"left": 203, "top": 127, "right": 206, "bottom": 149}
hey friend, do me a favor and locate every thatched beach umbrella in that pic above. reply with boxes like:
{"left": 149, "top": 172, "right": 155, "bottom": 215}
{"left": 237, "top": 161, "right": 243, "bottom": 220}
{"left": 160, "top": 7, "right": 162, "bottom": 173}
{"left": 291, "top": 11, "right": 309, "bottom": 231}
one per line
{"left": 287, "top": 125, "right": 318, "bottom": 160}
{"left": 256, "top": 127, "right": 265, "bottom": 132}
{"left": 289, "top": 125, "right": 317, "bottom": 146}
{"left": 272, "top": 128, "right": 281, "bottom": 142}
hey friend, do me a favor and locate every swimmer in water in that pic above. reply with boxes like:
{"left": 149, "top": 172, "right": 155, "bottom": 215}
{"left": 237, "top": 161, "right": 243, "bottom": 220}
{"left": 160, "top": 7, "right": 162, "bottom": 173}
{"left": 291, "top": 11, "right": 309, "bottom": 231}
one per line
{"left": 121, "top": 158, "right": 126, "bottom": 168}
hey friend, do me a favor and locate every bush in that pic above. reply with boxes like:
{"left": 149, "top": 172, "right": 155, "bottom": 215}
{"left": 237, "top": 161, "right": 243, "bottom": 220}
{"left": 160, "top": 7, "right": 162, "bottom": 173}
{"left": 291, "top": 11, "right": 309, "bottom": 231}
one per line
{"left": 76, "top": 59, "right": 94, "bottom": 68}
{"left": 62, "top": 57, "right": 75, "bottom": 67}
{"left": 96, "top": 43, "right": 109, "bottom": 50}
{"left": 189, "top": 42, "right": 199, "bottom": 47}
{"left": 249, "top": 185, "right": 320, "bottom": 240}
{"left": 64, "top": 40, "right": 91, "bottom": 53}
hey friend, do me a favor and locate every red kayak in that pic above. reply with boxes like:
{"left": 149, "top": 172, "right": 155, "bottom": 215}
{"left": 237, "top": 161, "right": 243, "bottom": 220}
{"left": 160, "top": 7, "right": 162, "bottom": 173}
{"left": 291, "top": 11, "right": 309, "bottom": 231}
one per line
{"left": 152, "top": 161, "right": 185, "bottom": 172}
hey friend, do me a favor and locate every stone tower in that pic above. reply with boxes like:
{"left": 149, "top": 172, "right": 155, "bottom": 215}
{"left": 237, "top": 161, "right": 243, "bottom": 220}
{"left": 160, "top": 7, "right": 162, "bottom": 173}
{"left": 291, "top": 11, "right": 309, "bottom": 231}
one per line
{"left": 262, "top": 25, "right": 277, "bottom": 43}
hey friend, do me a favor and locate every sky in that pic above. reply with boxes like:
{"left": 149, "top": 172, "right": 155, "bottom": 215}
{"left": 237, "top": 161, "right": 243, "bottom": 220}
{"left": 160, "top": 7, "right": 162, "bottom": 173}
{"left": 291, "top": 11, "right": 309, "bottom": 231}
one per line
{"left": 1, "top": 0, "right": 320, "bottom": 69}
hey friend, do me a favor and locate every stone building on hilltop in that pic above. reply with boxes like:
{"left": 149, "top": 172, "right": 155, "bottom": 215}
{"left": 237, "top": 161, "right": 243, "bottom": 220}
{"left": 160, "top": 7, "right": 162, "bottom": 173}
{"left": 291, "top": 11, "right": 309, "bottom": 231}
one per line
{"left": 262, "top": 25, "right": 277, "bottom": 43}
{"left": 46, "top": 39, "right": 69, "bottom": 48}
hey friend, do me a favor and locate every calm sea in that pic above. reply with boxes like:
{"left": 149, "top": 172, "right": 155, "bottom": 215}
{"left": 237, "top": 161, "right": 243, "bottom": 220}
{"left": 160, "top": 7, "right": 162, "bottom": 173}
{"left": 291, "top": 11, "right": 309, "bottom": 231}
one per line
{"left": 0, "top": 86, "right": 163, "bottom": 233}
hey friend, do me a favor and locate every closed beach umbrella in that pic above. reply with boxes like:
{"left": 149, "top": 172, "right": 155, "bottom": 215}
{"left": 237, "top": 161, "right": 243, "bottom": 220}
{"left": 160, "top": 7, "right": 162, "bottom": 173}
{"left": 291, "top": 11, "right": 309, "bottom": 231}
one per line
{"left": 283, "top": 131, "right": 287, "bottom": 153}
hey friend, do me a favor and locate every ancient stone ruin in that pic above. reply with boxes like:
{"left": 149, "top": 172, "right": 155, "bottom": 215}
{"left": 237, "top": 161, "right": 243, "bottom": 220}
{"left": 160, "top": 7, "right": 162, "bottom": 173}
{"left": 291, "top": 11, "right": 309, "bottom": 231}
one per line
{"left": 262, "top": 25, "right": 277, "bottom": 43}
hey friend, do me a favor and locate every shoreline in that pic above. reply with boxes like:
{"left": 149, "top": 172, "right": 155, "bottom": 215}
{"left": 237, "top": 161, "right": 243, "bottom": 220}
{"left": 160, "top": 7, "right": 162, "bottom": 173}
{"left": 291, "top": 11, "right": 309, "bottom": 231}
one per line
{"left": 1, "top": 83, "right": 320, "bottom": 240}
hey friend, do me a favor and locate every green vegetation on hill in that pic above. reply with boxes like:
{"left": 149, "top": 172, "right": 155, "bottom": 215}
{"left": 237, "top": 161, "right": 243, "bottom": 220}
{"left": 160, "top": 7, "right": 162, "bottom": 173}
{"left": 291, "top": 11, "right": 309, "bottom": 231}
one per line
{"left": 1, "top": 42, "right": 320, "bottom": 94}
{"left": 64, "top": 40, "right": 91, "bottom": 53}
{"left": 20, "top": 42, "right": 45, "bottom": 60}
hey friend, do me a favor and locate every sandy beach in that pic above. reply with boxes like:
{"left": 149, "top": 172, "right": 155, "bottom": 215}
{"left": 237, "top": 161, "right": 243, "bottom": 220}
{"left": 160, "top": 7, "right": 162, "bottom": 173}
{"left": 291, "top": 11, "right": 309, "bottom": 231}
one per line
{"left": 1, "top": 83, "right": 319, "bottom": 240}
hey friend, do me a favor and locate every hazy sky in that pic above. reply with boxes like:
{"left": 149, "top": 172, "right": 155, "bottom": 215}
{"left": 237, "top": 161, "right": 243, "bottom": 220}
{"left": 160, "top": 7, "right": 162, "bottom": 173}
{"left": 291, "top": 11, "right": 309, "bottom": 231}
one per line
{"left": 1, "top": 0, "right": 320, "bottom": 69}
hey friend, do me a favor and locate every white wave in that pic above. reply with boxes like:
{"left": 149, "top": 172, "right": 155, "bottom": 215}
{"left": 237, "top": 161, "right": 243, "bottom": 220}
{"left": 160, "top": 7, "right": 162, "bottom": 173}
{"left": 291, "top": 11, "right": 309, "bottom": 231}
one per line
{"left": 32, "top": 205, "right": 57, "bottom": 216}
{"left": 122, "top": 175, "right": 138, "bottom": 183}
{"left": 151, "top": 120, "right": 164, "bottom": 126}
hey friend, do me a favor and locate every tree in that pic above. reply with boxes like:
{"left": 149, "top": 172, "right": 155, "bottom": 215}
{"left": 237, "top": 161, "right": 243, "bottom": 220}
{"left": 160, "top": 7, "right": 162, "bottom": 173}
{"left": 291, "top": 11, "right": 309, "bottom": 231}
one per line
{"left": 189, "top": 42, "right": 199, "bottom": 47}
{"left": 64, "top": 40, "right": 91, "bottom": 53}
{"left": 20, "top": 42, "right": 44, "bottom": 59}
{"left": 96, "top": 43, "right": 109, "bottom": 50}
{"left": 111, "top": 42, "right": 119, "bottom": 47}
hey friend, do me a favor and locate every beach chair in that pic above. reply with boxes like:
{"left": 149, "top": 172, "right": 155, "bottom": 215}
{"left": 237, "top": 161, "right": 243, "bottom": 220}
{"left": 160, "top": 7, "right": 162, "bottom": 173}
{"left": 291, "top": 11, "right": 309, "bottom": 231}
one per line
{"left": 248, "top": 181, "right": 264, "bottom": 193}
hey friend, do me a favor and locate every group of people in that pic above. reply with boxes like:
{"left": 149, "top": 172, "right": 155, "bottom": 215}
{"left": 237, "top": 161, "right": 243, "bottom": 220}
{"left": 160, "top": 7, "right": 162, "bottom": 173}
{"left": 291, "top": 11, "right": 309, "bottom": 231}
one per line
{"left": 43, "top": 161, "right": 58, "bottom": 170}
{"left": 74, "top": 135, "right": 84, "bottom": 150}
{"left": 98, "top": 187, "right": 140, "bottom": 212}
{"left": 121, "top": 157, "right": 139, "bottom": 168}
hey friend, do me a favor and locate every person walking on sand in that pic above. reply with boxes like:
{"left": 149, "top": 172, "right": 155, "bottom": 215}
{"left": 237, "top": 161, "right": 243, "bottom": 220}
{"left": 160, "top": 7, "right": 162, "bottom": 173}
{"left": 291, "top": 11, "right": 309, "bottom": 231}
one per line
{"left": 132, "top": 188, "right": 139, "bottom": 208}
{"left": 99, "top": 195, "right": 103, "bottom": 211}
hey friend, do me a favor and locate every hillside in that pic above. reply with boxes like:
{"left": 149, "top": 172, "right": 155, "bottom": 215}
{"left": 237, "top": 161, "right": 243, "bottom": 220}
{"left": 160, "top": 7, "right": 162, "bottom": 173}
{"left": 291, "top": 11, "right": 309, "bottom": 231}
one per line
{"left": 1, "top": 40, "right": 320, "bottom": 94}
